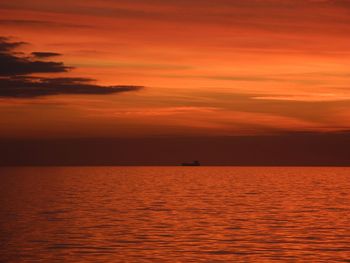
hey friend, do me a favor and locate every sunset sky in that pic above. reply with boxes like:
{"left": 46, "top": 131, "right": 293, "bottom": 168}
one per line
{"left": 1, "top": 0, "right": 350, "bottom": 140}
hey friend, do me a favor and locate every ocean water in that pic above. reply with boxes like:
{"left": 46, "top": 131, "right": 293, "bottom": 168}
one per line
{"left": 0, "top": 167, "right": 349, "bottom": 262}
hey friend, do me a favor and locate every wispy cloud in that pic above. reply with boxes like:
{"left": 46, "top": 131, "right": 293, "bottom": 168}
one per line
{"left": 0, "top": 19, "right": 93, "bottom": 28}
{"left": 253, "top": 94, "right": 350, "bottom": 102}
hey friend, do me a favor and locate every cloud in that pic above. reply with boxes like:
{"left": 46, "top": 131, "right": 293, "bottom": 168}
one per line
{"left": 0, "top": 38, "right": 69, "bottom": 76}
{"left": 0, "top": 37, "right": 143, "bottom": 98}
{"left": 0, "top": 53, "right": 69, "bottom": 76}
{"left": 106, "top": 106, "right": 218, "bottom": 117}
{"left": 0, "top": 19, "right": 92, "bottom": 28}
{"left": 0, "top": 36, "right": 25, "bottom": 52}
{"left": 159, "top": 74, "right": 321, "bottom": 85}
{"left": 253, "top": 94, "right": 350, "bottom": 102}
{"left": 31, "top": 52, "right": 61, "bottom": 58}
{"left": 0, "top": 77, "right": 142, "bottom": 98}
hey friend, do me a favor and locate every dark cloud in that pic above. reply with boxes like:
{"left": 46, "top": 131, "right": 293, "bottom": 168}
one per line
{"left": 0, "top": 38, "right": 69, "bottom": 76}
{"left": 0, "top": 37, "right": 143, "bottom": 98}
{"left": 31, "top": 52, "right": 61, "bottom": 58}
{"left": 0, "top": 53, "right": 69, "bottom": 76}
{"left": 0, "top": 76, "right": 142, "bottom": 98}
{"left": 0, "top": 36, "right": 25, "bottom": 52}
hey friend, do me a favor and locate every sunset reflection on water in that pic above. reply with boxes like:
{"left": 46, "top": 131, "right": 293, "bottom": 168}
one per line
{"left": 0, "top": 167, "right": 349, "bottom": 262}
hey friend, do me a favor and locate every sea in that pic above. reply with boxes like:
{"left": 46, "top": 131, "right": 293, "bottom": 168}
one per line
{"left": 0, "top": 167, "right": 349, "bottom": 262}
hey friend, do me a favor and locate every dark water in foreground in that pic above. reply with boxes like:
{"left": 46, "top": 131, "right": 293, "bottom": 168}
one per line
{"left": 0, "top": 167, "right": 350, "bottom": 262}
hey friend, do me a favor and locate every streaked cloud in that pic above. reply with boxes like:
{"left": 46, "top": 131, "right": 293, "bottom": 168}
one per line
{"left": 0, "top": 19, "right": 93, "bottom": 28}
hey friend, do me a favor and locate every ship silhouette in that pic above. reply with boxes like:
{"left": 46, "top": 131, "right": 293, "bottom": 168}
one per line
{"left": 181, "top": 160, "right": 200, "bottom": 166}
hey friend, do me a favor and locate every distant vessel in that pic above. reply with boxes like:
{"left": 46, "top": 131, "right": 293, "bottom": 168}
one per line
{"left": 181, "top": 160, "right": 200, "bottom": 166}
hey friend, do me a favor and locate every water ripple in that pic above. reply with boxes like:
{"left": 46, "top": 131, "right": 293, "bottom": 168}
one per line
{"left": 0, "top": 167, "right": 350, "bottom": 262}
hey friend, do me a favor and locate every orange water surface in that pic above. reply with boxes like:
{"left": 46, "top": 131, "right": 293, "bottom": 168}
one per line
{"left": 0, "top": 167, "right": 349, "bottom": 262}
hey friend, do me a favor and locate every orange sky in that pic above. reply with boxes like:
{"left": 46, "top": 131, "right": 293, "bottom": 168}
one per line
{"left": 1, "top": 0, "right": 350, "bottom": 138}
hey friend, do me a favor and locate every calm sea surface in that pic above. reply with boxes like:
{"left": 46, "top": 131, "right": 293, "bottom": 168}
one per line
{"left": 0, "top": 167, "right": 350, "bottom": 262}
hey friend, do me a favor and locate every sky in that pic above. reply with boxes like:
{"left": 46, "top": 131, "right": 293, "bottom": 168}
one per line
{"left": 1, "top": 1, "right": 350, "bottom": 163}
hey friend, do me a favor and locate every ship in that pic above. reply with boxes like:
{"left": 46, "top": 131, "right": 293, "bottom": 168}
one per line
{"left": 181, "top": 160, "right": 200, "bottom": 166}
